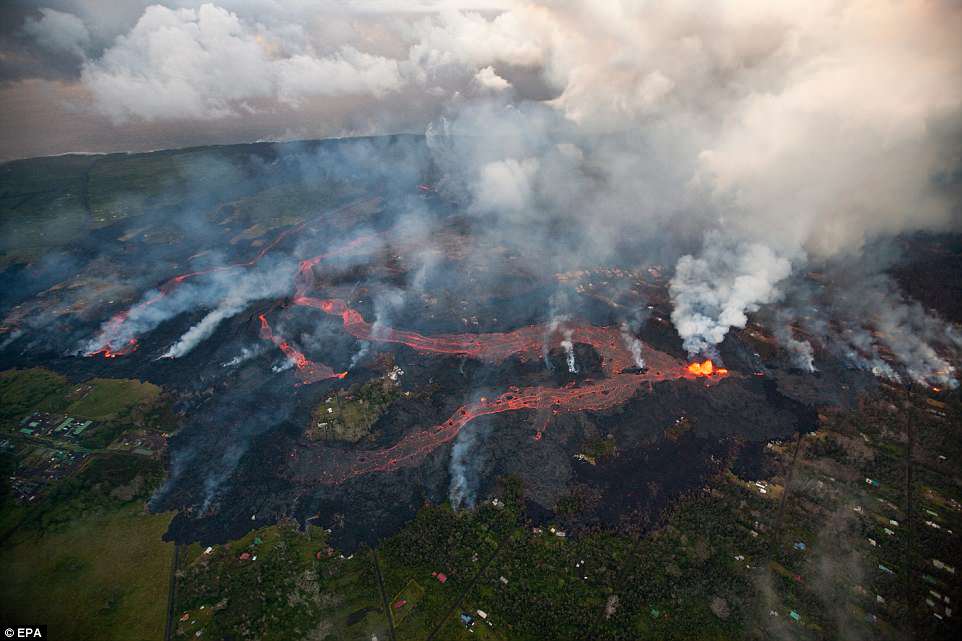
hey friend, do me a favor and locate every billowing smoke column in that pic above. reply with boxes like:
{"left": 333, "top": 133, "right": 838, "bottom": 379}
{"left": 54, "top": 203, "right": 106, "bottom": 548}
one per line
{"left": 669, "top": 236, "right": 792, "bottom": 357}
{"left": 620, "top": 321, "right": 645, "bottom": 369}
{"left": 47, "top": 0, "right": 959, "bottom": 388}
{"left": 561, "top": 329, "right": 577, "bottom": 373}
{"left": 448, "top": 419, "right": 487, "bottom": 510}
{"left": 162, "top": 260, "right": 296, "bottom": 359}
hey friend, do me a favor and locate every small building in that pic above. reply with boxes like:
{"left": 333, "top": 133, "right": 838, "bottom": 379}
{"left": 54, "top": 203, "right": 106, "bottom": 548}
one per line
{"left": 393, "top": 599, "right": 407, "bottom": 609}
{"left": 239, "top": 552, "right": 251, "bottom": 561}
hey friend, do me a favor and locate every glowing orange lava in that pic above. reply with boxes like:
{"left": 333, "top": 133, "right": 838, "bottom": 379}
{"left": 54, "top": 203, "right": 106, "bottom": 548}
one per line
{"left": 88, "top": 338, "right": 139, "bottom": 359}
{"left": 85, "top": 198, "right": 379, "bottom": 358}
{"left": 281, "top": 297, "right": 731, "bottom": 484}
{"left": 687, "top": 359, "right": 728, "bottom": 377}
{"left": 258, "top": 314, "right": 347, "bottom": 385}
{"left": 86, "top": 210, "right": 737, "bottom": 487}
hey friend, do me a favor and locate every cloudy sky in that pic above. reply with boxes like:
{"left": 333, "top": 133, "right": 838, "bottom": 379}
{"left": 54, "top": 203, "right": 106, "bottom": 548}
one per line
{"left": 0, "top": 1, "right": 518, "bottom": 160}
{"left": 2, "top": 0, "right": 961, "bottom": 382}
{"left": 2, "top": 1, "right": 960, "bottom": 257}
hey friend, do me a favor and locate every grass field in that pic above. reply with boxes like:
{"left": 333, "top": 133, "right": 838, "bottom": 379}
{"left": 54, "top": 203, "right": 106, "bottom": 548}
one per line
{"left": 0, "top": 367, "right": 68, "bottom": 422}
{"left": 66, "top": 378, "right": 161, "bottom": 420}
{"left": 0, "top": 452, "right": 174, "bottom": 641}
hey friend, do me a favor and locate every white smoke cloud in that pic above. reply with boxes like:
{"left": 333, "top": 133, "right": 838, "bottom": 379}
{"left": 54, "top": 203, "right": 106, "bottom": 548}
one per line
{"left": 670, "top": 234, "right": 793, "bottom": 355}
{"left": 21, "top": 1, "right": 962, "bottom": 371}
{"left": 474, "top": 156, "right": 539, "bottom": 213}
{"left": 80, "top": 4, "right": 404, "bottom": 122}
{"left": 449, "top": 418, "right": 487, "bottom": 510}
{"left": 561, "top": 329, "right": 577, "bottom": 373}
{"left": 221, "top": 344, "right": 264, "bottom": 368}
{"left": 84, "top": 257, "right": 295, "bottom": 356}
{"left": 474, "top": 65, "right": 510, "bottom": 92}
{"left": 620, "top": 321, "right": 645, "bottom": 369}
{"left": 162, "top": 260, "right": 294, "bottom": 358}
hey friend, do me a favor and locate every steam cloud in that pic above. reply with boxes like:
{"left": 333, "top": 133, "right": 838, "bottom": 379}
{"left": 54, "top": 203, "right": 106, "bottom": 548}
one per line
{"left": 84, "top": 257, "right": 295, "bottom": 357}
{"left": 162, "top": 260, "right": 295, "bottom": 358}
{"left": 620, "top": 321, "right": 646, "bottom": 370}
{"left": 13, "top": 1, "right": 962, "bottom": 384}
{"left": 449, "top": 419, "right": 487, "bottom": 510}
{"left": 670, "top": 236, "right": 792, "bottom": 356}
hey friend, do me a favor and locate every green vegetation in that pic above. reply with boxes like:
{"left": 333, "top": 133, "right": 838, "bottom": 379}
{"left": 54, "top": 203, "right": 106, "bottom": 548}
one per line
{"left": 0, "top": 368, "right": 170, "bottom": 450}
{"left": 308, "top": 377, "right": 403, "bottom": 443}
{"left": 0, "top": 155, "right": 95, "bottom": 263}
{"left": 580, "top": 433, "right": 617, "bottom": 462}
{"left": 0, "top": 453, "right": 173, "bottom": 641}
{"left": 66, "top": 378, "right": 161, "bottom": 421}
{"left": 175, "top": 523, "right": 388, "bottom": 641}
{"left": 0, "top": 367, "right": 68, "bottom": 421}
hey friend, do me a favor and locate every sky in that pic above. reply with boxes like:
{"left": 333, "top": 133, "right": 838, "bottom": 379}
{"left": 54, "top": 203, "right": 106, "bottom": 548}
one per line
{"left": 2, "top": 0, "right": 962, "bottom": 383}
{"left": 0, "top": 1, "right": 514, "bottom": 160}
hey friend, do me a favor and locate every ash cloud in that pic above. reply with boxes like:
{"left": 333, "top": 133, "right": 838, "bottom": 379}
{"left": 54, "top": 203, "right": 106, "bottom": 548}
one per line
{"left": 7, "top": 2, "right": 962, "bottom": 379}
{"left": 669, "top": 235, "right": 793, "bottom": 357}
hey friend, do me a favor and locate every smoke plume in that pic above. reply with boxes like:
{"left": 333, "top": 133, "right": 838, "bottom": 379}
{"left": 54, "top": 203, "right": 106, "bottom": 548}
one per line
{"left": 449, "top": 418, "right": 487, "bottom": 510}
{"left": 669, "top": 235, "right": 792, "bottom": 356}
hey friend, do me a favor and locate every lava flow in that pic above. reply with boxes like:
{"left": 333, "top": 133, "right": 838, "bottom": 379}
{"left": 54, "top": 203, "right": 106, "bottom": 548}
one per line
{"left": 85, "top": 197, "right": 379, "bottom": 358}
{"left": 687, "top": 359, "right": 728, "bottom": 377}
{"left": 258, "top": 314, "right": 346, "bottom": 385}
{"left": 283, "top": 297, "right": 730, "bottom": 485}
{"left": 87, "top": 338, "right": 139, "bottom": 359}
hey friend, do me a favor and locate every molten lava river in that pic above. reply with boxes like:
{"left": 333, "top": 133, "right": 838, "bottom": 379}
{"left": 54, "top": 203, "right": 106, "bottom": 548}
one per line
{"left": 87, "top": 216, "right": 730, "bottom": 487}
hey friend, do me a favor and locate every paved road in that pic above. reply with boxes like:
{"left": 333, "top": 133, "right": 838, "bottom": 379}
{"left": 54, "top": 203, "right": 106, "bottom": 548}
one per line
{"left": 163, "top": 544, "right": 183, "bottom": 641}
{"left": 371, "top": 547, "right": 397, "bottom": 641}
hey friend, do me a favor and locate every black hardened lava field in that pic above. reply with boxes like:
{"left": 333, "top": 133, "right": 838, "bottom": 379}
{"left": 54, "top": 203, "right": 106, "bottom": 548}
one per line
{"left": 2, "top": 5, "right": 961, "bottom": 640}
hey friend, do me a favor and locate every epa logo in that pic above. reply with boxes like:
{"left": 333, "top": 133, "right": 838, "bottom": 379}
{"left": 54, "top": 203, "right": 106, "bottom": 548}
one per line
{"left": 3, "top": 627, "right": 47, "bottom": 639}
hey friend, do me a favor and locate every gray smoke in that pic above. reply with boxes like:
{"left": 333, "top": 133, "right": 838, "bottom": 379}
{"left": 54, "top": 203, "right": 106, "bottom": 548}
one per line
{"left": 773, "top": 310, "right": 815, "bottom": 372}
{"left": 561, "top": 329, "right": 577, "bottom": 373}
{"left": 449, "top": 419, "right": 488, "bottom": 511}
{"left": 9, "top": 1, "right": 961, "bottom": 380}
{"left": 772, "top": 269, "right": 960, "bottom": 388}
{"left": 669, "top": 234, "right": 793, "bottom": 356}
{"left": 220, "top": 344, "right": 265, "bottom": 368}
{"left": 620, "top": 321, "right": 645, "bottom": 369}
{"left": 83, "top": 256, "right": 296, "bottom": 355}
{"left": 162, "top": 260, "right": 295, "bottom": 358}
